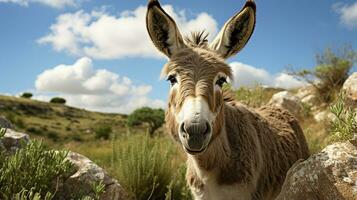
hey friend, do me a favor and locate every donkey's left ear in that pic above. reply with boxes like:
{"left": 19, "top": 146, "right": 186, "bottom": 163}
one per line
{"left": 146, "top": 0, "right": 185, "bottom": 58}
{"left": 210, "top": 0, "right": 256, "bottom": 59}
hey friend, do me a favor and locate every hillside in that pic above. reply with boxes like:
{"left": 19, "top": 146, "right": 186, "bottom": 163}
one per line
{"left": 0, "top": 95, "right": 130, "bottom": 144}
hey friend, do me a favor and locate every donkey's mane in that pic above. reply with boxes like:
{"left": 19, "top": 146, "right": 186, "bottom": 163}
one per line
{"left": 184, "top": 31, "right": 209, "bottom": 47}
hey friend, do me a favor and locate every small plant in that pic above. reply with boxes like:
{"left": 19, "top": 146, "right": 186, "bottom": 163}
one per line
{"left": 50, "top": 97, "right": 66, "bottom": 104}
{"left": 94, "top": 125, "right": 112, "bottom": 140}
{"left": 20, "top": 92, "right": 33, "bottom": 99}
{"left": 329, "top": 94, "right": 357, "bottom": 142}
{"left": 127, "top": 107, "right": 165, "bottom": 136}
{"left": 0, "top": 128, "right": 6, "bottom": 138}
{"left": 0, "top": 140, "right": 74, "bottom": 199}
{"left": 13, "top": 188, "right": 53, "bottom": 200}
{"left": 91, "top": 181, "right": 105, "bottom": 200}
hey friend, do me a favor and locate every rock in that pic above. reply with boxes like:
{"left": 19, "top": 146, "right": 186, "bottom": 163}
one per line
{"left": 343, "top": 72, "right": 357, "bottom": 108}
{"left": 0, "top": 129, "right": 29, "bottom": 154}
{"left": 276, "top": 139, "right": 357, "bottom": 200}
{"left": 314, "top": 110, "right": 336, "bottom": 123}
{"left": 0, "top": 116, "right": 14, "bottom": 129}
{"left": 269, "top": 91, "right": 302, "bottom": 118}
{"left": 296, "top": 85, "right": 320, "bottom": 111}
{"left": 56, "top": 152, "right": 129, "bottom": 200}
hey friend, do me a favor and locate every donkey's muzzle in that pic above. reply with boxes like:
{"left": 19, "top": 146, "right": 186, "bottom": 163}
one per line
{"left": 179, "top": 120, "right": 212, "bottom": 154}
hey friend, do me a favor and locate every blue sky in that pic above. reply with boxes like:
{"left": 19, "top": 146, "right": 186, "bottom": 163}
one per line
{"left": 0, "top": 0, "right": 356, "bottom": 113}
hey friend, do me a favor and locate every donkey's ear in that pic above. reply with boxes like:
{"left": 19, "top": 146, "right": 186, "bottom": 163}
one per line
{"left": 146, "top": 0, "right": 185, "bottom": 58}
{"left": 210, "top": 0, "right": 256, "bottom": 59}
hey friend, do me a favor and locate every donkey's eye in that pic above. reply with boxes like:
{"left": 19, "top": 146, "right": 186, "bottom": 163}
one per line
{"left": 216, "top": 77, "right": 227, "bottom": 87}
{"left": 167, "top": 75, "right": 177, "bottom": 86}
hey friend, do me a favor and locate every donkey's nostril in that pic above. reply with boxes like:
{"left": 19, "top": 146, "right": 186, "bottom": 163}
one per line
{"left": 183, "top": 120, "right": 210, "bottom": 136}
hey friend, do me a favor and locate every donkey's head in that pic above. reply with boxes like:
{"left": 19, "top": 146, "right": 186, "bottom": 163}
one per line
{"left": 146, "top": 0, "right": 256, "bottom": 155}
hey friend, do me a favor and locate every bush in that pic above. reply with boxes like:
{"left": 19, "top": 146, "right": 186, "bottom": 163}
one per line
{"left": 46, "top": 131, "right": 59, "bottom": 141}
{"left": 0, "top": 140, "right": 74, "bottom": 199}
{"left": 127, "top": 107, "right": 165, "bottom": 136}
{"left": 289, "top": 46, "right": 357, "bottom": 103}
{"left": 94, "top": 125, "right": 112, "bottom": 140}
{"left": 111, "top": 134, "right": 191, "bottom": 200}
{"left": 21, "top": 92, "right": 33, "bottom": 99}
{"left": 50, "top": 97, "right": 66, "bottom": 104}
{"left": 329, "top": 94, "right": 357, "bottom": 142}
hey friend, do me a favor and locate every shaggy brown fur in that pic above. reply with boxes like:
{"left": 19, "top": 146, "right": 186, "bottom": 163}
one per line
{"left": 165, "top": 46, "right": 309, "bottom": 199}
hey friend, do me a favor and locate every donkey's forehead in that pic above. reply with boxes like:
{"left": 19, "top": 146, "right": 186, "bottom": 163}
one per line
{"left": 161, "top": 47, "right": 232, "bottom": 78}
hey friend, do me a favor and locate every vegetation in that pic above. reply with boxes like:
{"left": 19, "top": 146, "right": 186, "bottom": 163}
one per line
{"left": 0, "top": 140, "right": 73, "bottom": 199}
{"left": 111, "top": 134, "right": 191, "bottom": 200}
{"left": 289, "top": 46, "right": 357, "bottom": 103}
{"left": 21, "top": 92, "right": 33, "bottom": 99}
{"left": 329, "top": 94, "right": 357, "bottom": 142}
{"left": 50, "top": 97, "right": 66, "bottom": 104}
{"left": 94, "top": 125, "right": 112, "bottom": 140}
{"left": 234, "top": 84, "right": 281, "bottom": 108}
{"left": 127, "top": 107, "right": 165, "bottom": 136}
{"left": 0, "top": 94, "right": 128, "bottom": 144}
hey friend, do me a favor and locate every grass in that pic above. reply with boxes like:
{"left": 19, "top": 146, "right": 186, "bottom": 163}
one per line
{"left": 67, "top": 133, "right": 191, "bottom": 200}
{"left": 234, "top": 85, "right": 282, "bottom": 108}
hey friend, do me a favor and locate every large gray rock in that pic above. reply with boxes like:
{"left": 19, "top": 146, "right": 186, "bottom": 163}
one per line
{"left": 269, "top": 91, "right": 303, "bottom": 118}
{"left": 0, "top": 129, "right": 29, "bottom": 154}
{"left": 56, "top": 152, "right": 129, "bottom": 200}
{"left": 276, "top": 138, "right": 357, "bottom": 200}
{"left": 314, "top": 110, "right": 336, "bottom": 123}
{"left": 0, "top": 116, "right": 14, "bottom": 129}
{"left": 343, "top": 72, "right": 357, "bottom": 108}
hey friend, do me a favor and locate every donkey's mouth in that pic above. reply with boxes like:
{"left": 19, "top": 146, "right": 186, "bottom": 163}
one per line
{"left": 183, "top": 145, "right": 208, "bottom": 155}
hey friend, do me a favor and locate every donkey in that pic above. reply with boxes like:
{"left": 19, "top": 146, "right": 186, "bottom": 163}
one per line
{"left": 146, "top": 0, "right": 309, "bottom": 199}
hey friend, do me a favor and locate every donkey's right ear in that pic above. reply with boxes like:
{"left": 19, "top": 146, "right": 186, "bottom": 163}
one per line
{"left": 146, "top": 0, "right": 185, "bottom": 58}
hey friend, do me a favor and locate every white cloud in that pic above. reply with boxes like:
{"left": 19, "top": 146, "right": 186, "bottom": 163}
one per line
{"left": 0, "top": 0, "right": 82, "bottom": 8}
{"left": 333, "top": 2, "right": 357, "bottom": 29}
{"left": 38, "top": 5, "right": 218, "bottom": 59}
{"left": 230, "top": 62, "right": 305, "bottom": 89}
{"left": 34, "top": 57, "right": 165, "bottom": 114}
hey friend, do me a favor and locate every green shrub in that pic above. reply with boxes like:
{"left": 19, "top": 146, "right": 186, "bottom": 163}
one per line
{"left": 26, "top": 127, "right": 44, "bottom": 136}
{"left": 289, "top": 46, "right": 357, "bottom": 103}
{"left": 94, "top": 125, "right": 112, "bottom": 140}
{"left": 46, "top": 131, "right": 60, "bottom": 141}
{"left": 70, "top": 133, "right": 83, "bottom": 142}
{"left": 127, "top": 107, "right": 165, "bottom": 136}
{"left": 20, "top": 93, "right": 33, "bottom": 99}
{"left": 329, "top": 94, "right": 357, "bottom": 142}
{"left": 0, "top": 140, "right": 74, "bottom": 199}
{"left": 50, "top": 97, "right": 66, "bottom": 104}
{"left": 111, "top": 134, "right": 191, "bottom": 200}
{"left": 15, "top": 118, "right": 25, "bottom": 129}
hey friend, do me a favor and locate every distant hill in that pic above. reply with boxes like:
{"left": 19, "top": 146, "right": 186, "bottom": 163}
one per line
{"left": 0, "top": 95, "right": 130, "bottom": 144}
